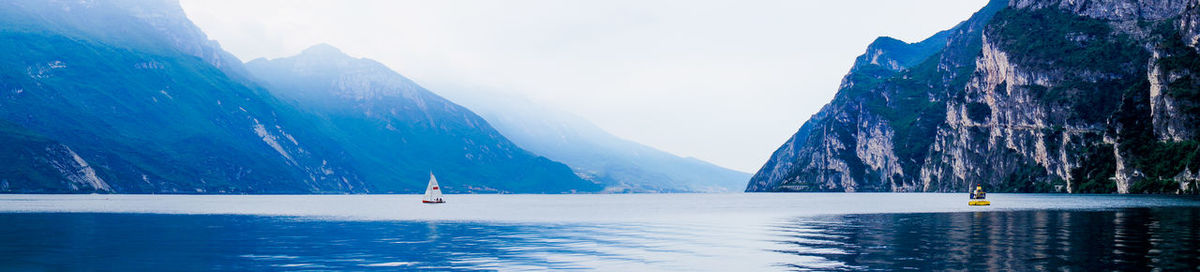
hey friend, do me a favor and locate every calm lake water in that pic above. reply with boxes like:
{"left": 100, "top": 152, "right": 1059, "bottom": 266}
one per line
{"left": 0, "top": 193, "right": 1198, "bottom": 271}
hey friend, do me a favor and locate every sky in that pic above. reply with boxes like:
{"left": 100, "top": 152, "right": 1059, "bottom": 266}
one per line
{"left": 180, "top": 0, "right": 990, "bottom": 173}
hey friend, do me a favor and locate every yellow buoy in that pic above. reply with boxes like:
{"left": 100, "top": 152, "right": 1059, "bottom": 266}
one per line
{"left": 969, "top": 184, "right": 990, "bottom": 206}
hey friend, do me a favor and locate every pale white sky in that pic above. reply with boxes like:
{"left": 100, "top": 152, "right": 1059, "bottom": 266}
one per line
{"left": 180, "top": 0, "right": 990, "bottom": 173}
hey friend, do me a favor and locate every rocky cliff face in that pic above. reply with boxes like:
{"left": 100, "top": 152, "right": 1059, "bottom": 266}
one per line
{"left": 750, "top": 0, "right": 1200, "bottom": 194}
{"left": 0, "top": 120, "right": 110, "bottom": 193}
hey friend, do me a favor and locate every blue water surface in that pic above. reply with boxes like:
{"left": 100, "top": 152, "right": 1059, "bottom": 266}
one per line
{"left": 0, "top": 193, "right": 1198, "bottom": 271}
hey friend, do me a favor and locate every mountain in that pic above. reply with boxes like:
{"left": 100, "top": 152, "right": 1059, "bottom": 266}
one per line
{"left": 436, "top": 89, "right": 751, "bottom": 192}
{"left": 0, "top": 0, "right": 597, "bottom": 194}
{"left": 749, "top": 0, "right": 1200, "bottom": 194}
{"left": 245, "top": 45, "right": 599, "bottom": 193}
{"left": 0, "top": 0, "right": 371, "bottom": 193}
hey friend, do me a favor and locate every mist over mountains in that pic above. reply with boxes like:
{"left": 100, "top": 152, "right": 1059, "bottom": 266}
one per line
{"left": 245, "top": 44, "right": 598, "bottom": 193}
{"left": 7, "top": 0, "right": 1195, "bottom": 195}
{"left": 0, "top": 0, "right": 748, "bottom": 194}
{"left": 437, "top": 88, "right": 750, "bottom": 193}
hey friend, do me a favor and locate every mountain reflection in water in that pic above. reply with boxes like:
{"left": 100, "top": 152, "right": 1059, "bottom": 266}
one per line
{"left": 1, "top": 195, "right": 1199, "bottom": 271}
{"left": 772, "top": 208, "right": 1200, "bottom": 271}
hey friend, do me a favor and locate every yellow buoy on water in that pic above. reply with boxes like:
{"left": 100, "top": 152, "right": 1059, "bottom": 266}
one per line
{"left": 969, "top": 185, "right": 990, "bottom": 206}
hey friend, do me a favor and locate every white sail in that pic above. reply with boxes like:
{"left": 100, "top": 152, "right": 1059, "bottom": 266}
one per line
{"left": 423, "top": 172, "right": 444, "bottom": 203}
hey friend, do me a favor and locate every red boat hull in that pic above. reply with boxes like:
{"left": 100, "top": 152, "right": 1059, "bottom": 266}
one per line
{"left": 422, "top": 200, "right": 445, "bottom": 204}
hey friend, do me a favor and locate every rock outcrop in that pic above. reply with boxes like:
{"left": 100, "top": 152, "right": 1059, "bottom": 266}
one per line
{"left": 0, "top": 120, "right": 111, "bottom": 193}
{"left": 750, "top": 0, "right": 1200, "bottom": 194}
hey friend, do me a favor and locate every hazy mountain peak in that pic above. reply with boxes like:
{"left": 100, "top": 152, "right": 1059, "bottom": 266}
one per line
{"left": 247, "top": 45, "right": 423, "bottom": 103}
{"left": 299, "top": 43, "right": 350, "bottom": 59}
{"left": 1, "top": 0, "right": 251, "bottom": 78}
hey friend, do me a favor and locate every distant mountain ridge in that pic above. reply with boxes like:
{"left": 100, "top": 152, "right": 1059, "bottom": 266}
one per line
{"left": 245, "top": 45, "right": 599, "bottom": 193}
{"left": 0, "top": 0, "right": 597, "bottom": 193}
{"left": 437, "top": 89, "right": 751, "bottom": 192}
{"left": 749, "top": 0, "right": 1200, "bottom": 194}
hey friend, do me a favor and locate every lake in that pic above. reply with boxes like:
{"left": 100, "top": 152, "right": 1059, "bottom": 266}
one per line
{"left": 0, "top": 193, "right": 1198, "bottom": 271}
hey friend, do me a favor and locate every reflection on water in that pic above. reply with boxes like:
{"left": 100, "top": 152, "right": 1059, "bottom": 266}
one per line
{"left": 1, "top": 208, "right": 1198, "bottom": 271}
{"left": 772, "top": 208, "right": 1200, "bottom": 271}
{"left": 0, "top": 214, "right": 599, "bottom": 271}
{"left": 0, "top": 214, "right": 769, "bottom": 271}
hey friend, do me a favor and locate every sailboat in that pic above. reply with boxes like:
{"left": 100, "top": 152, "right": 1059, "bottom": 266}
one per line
{"left": 422, "top": 172, "right": 445, "bottom": 204}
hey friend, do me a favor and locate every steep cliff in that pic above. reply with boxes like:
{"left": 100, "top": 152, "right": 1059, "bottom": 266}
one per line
{"left": 750, "top": 0, "right": 1200, "bottom": 194}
